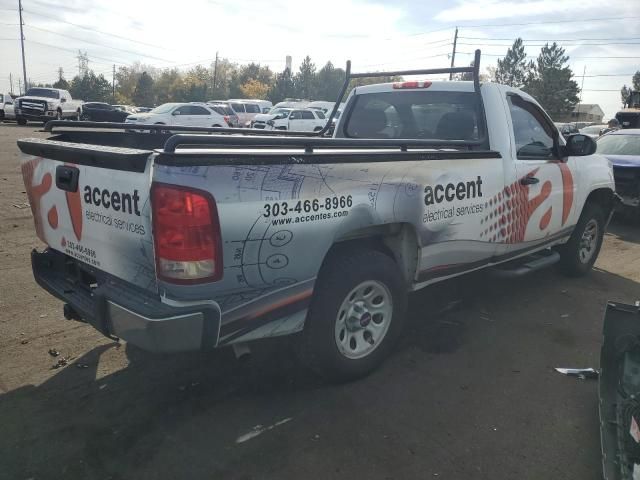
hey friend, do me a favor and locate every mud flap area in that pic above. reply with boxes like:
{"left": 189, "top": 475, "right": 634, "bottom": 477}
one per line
{"left": 600, "top": 301, "right": 640, "bottom": 479}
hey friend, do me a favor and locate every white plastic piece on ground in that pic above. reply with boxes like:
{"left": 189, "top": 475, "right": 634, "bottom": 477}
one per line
{"left": 236, "top": 418, "right": 292, "bottom": 444}
{"left": 633, "top": 463, "right": 640, "bottom": 480}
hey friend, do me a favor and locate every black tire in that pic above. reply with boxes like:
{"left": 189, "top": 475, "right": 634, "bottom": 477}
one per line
{"left": 17, "top": 118, "right": 27, "bottom": 126}
{"left": 301, "top": 248, "right": 407, "bottom": 381}
{"left": 55, "top": 110, "right": 62, "bottom": 121}
{"left": 558, "top": 202, "right": 605, "bottom": 276}
{"left": 0, "top": 111, "right": 4, "bottom": 122}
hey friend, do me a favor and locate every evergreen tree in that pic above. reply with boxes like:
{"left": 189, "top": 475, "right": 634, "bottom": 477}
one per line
{"left": 294, "top": 56, "right": 316, "bottom": 99}
{"left": 314, "top": 62, "right": 346, "bottom": 101}
{"left": 523, "top": 42, "right": 579, "bottom": 118}
{"left": 133, "top": 72, "right": 155, "bottom": 107}
{"left": 621, "top": 71, "right": 640, "bottom": 105}
{"left": 495, "top": 38, "right": 532, "bottom": 87}
{"left": 268, "top": 67, "right": 295, "bottom": 103}
{"left": 69, "top": 71, "right": 112, "bottom": 102}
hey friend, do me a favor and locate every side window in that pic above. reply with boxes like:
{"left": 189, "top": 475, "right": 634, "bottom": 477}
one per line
{"left": 244, "top": 104, "right": 260, "bottom": 113}
{"left": 508, "top": 96, "right": 556, "bottom": 160}
{"left": 191, "top": 106, "right": 210, "bottom": 115}
{"left": 174, "top": 105, "right": 192, "bottom": 115}
{"left": 230, "top": 103, "right": 245, "bottom": 113}
{"left": 302, "top": 111, "right": 315, "bottom": 120}
{"left": 315, "top": 110, "right": 326, "bottom": 119}
{"left": 289, "top": 110, "right": 302, "bottom": 120}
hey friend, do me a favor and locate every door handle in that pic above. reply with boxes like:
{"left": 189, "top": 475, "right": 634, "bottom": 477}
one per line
{"left": 520, "top": 176, "right": 539, "bottom": 186}
{"left": 55, "top": 165, "right": 79, "bottom": 192}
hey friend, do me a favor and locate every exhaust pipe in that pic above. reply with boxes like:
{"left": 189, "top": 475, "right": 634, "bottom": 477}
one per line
{"left": 232, "top": 342, "right": 251, "bottom": 361}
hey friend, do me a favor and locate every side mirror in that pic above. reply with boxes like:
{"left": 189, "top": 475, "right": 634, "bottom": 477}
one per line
{"left": 60, "top": 98, "right": 66, "bottom": 103}
{"left": 172, "top": 110, "right": 180, "bottom": 116}
{"left": 564, "top": 134, "right": 597, "bottom": 156}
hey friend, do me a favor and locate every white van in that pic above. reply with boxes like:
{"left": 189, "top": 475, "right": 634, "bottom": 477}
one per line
{"left": 273, "top": 100, "right": 309, "bottom": 110}
{"left": 227, "top": 99, "right": 273, "bottom": 126}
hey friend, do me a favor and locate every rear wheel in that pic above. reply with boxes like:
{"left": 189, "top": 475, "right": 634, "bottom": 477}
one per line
{"left": 17, "top": 118, "right": 27, "bottom": 126}
{"left": 558, "top": 202, "right": 605, "bottom": 276}
{"left": 301, "top": 248, "right": 407, "bottom": 381}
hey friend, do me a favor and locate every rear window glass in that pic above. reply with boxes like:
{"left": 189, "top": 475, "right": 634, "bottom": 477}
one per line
{"left": 343, "top": 91, "right": 483, "bottom": 140}
{"left": 245, "top": 104, "right": 260, "bottom": 113}
{"left": 230, "top": 103, "right": 245, "bottom": 113}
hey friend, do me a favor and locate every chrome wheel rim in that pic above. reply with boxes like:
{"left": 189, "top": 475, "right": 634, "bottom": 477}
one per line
{"left": 334, "top": 280, "right": 392, "bottom": 360}
{"left": 579, "top": 219, "right": 598, "bottom": 264}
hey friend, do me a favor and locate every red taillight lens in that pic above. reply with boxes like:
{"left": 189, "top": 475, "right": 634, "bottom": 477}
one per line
{"left": 151, "top": 183, "right": 223, "bottom": 284}
{"left": 392, "top": 81, "right": 432, "bottom": 89}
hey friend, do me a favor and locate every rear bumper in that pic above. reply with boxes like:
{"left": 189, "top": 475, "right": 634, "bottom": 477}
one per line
{"left": 32, "top": 249, "right": 221, "bottom": 353}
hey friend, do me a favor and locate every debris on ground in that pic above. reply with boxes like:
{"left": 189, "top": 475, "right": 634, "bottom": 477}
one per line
{"left": 52, "top": 357, "right": 68, "bottom": 369}
{"left": 48, "top": 349, "right": 60, "bottom": 357}
{"left": 76, "top": 363, "right": 89, "bottom": 369}
{"left": 554, "top": 367, "right": 598, "bottom": 380}
{"left": 12, "top": 202, "right": 30, "bottom": 209}
{"left": 20, "top": 339, "right": 29, "bottom": 345}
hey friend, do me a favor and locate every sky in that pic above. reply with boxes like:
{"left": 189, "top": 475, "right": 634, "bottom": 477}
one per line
{"left": 0, "top": 0, "right": 638, "bottom": 118}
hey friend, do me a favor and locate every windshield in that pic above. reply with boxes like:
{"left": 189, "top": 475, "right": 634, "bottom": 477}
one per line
{"left": 580, "top": 125, "right": 604, "bottom": 135}
{"left": 268, "top": 108, "right": 291, "bottom": 116}
{"left": 25, "top": 88, "right": 59, "bottom": 99}
{"left": 149, "top": 103, "right": 178, "bottom": 114}
{"left": 597, "top": 134, "right": 640, "bottom": 156}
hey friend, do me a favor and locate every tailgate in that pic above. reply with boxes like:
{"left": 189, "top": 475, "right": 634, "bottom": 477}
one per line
{"left": 18, "top": 138, "right": 158, "bottom": 292}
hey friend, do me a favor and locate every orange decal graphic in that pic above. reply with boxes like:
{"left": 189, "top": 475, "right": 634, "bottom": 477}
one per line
{"left": 21, "top": 158, "right": 52, "bottom": 241}
{"left": 539, "top": 206, "right": 552, "bottom": 231}
{"left": 47, "top": 206, "right": 58, "bottom": 228}
{"left": 65, "top": 189, "right": 83, "bottom": 241}
{"left": 558, "top": 163, "right": 574, "bottom": 226}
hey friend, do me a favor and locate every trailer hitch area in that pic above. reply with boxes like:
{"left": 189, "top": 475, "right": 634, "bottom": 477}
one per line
{"left": 63, "top": 303, "right": 83, "bottom": 322}
{"left": 600, "top": 301, "right": 640, "bottom": 480}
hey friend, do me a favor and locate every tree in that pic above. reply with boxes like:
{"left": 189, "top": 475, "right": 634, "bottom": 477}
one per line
{"left": 494, "top": 38, "right": 532, "bottom": 87}
{"left": 53, "top": 67, "right": 69, "bottom": 90}
{"left": 268, "top": 67, "right": 295, "bottom": 103}
{"left": 229, "top": 63, "right": 272, "bottom": 98}
{"left": 294, "top": 56, "right": 316, "bottom": 99}
{"left": 133, "top": 72, "right": 155, "bottom": 107}
{"left": 240, "top": 79, "right": 269, "bottom": 99}
{"left": 621, "top": 71, "right": 640, "bottom": 105}
{"left": 314, "top": 62, "right": 346, "bottom": 101}
{"left": 522, "top": 42, "right": 579, "bottom": 118}
{"left": 69, "top": 71, "right": 111, "bottom": 101}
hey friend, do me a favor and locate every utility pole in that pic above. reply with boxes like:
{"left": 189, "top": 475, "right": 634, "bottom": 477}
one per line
{"left": 18, "top": 0, "right": 27, "bottom": 93}
{"left": 18, "top": 78, "right": 22, "bottom": 95}
{"left": 9, "top": 73, "right": 13, "bottom": 94}
{"left": 212, "top": 51, "right": 219, "bottom": 94}
{"left": 449, "top": 27, "right": 458, "bottom": 80}
{"left": 112, "top": 64, "right": 116, "bottom": 102}
{"left": 579, "top": 65, "right": 586, "bottom": 105}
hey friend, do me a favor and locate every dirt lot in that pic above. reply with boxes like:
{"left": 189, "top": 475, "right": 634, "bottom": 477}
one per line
{"left": 1, "top": 122, "right": 639, "bottom": 480}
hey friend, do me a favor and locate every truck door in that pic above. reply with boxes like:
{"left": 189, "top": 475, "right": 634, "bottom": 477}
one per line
{"left": 502, "top": 93, "right": 576, "bottom": 251}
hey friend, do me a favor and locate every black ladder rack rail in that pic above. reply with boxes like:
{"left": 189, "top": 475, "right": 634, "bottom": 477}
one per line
{"left": 43, "top": 49, "right": 484, "bottom": 154}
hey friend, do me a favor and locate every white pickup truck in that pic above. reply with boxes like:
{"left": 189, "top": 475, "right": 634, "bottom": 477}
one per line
{"left": 15, "top": 87, "right": 83, "bottom": 125}
{"left": 18, "top": 53, "right": 615, "bottom": 380}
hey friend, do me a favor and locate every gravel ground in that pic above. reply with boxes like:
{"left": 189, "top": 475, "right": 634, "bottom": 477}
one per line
{"left": 1, "top": 121, "right": 639, "bottom": 480}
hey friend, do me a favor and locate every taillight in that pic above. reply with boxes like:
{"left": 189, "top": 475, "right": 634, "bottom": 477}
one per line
{"left": 392, "top": 81, "right": 432, "bottom": 89}
{"left": 224, "top": 115, "right": 230, "bottom": 126}
{"left": 151, "top": 183, "right": 223, "bottom": 284}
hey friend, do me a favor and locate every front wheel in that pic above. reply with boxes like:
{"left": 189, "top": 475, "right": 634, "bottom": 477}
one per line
{"left": 558, "top": 203, "right": 605, "bottom": 276}
{"left": 55, "top": 110, "right": 62, "bottom": 121}
{"left": 301, "top": 248, "right": 407, "bottom": 381}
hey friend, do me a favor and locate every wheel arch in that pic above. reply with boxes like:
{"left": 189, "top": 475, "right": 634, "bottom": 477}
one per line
{"left": 319, "top": 222, "right": 420, "bottom": 286}
{"left": 584, "top": 187, "right": 616, "bottom": 217}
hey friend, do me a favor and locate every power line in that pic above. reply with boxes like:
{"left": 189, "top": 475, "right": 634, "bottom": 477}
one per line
{"left": 459, "top": 36, "right": 640, "bottom": 41}
{"left": 457, "top": 51, "right": 640, "bottom": 59}
{"left": 24, "top": 24, "right": 176, "bottom": 63}
{"left": 24, "top": 39, "right": 129, "bottom": 65}
{"left": 21, "top": 8, "right": 168, "bottom": 50}
{"left": 459, "top": 15, "right": 640, "bottom": 28}
{"left": 458, "top": 42, "right": 640, "bottom": 46}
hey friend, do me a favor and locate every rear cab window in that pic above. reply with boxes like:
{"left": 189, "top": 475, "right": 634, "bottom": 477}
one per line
{"left": 244, "top": 104, "right": 260, "bottom": 113}
{"left": 231, "top": 103, "right": 245, "bottom": 113}
{"left": 342, "top": 90, "right": 484, "bottom": 140}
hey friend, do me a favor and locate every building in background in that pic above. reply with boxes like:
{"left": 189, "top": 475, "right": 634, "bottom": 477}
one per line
{"left": 558, "top": 103, "right": 605, "bottom": 124}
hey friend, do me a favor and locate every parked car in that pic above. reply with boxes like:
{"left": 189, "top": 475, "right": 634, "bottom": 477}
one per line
{"left": 273, "top": 100, "right": 309, "bottom": 110}
{"left": 80, "top": 102, "right": 131, "bottom": 122}
{"left": 0, "top": 92, "right": 15, "bottom": 122}
{"left": 260, "top": 108, "right": 327, "bottom": 132}
{"left": 579, "top": 124, "right": 607, "bottom": 139}
{"left": 135, "top": 107, "right": 152, "bottom": 113}
{"left": 14, "top": 87, "right": 83, "bottom": 125}
{"left": 125, "top": 102, "right": 229, "bottom": 128}
{"left": 250, "top": 107, "right": 292, "bottom": 129}
{"left": 306, "top": 101, "right": 344, "bottom": 114}
{"left": 227, "top": 101, "right": 264, "bottom": 127}
{"left": 554, "top": 122, "right": 579, "bottom": 139}
{"left": 113, "top": 104, "right": 137, "bottom": 115}
{"left": 19, "top": 57, "right": 614, "bottom": 381}
{"left": 207, "top": 102, "right": 239, "bottom": 127}
{"left": 228, "top": 98, "right": 273, "bottom": 114}
{"left": 596, "top": 129, "right": 640, "bottom": 211}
